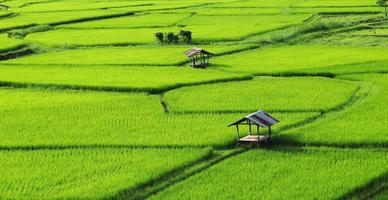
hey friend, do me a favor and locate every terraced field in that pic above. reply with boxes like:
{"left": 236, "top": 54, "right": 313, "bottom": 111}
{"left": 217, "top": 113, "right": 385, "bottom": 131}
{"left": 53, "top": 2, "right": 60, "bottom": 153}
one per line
{"left": 0, "top": 0, "right": 387, "bottom": 199}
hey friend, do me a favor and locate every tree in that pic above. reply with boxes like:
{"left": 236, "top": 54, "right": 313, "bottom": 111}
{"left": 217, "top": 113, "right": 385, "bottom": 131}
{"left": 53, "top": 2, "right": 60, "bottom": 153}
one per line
{"left": 377, "top": 0, "right": 387, "bottom": 17}
{"left": 155, "top": 32, "right": 164, "bottom": 43}
{"left": 179, "top": 30, "right": 192, "bottom": 44}
{"left": 166, "top": 32, "right": 179, "bottom": 44}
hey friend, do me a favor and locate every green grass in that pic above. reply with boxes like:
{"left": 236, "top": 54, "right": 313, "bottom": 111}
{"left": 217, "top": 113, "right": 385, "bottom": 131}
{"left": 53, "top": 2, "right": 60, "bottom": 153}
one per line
{"left": 25, "top": 16, "right": 309, "bottom": 45}
{"left": 1, "top": 45, "right": 249, "bottom": 65}
{"left": 0, "top": 11, "right": 13, "bottom": 18}
{"left": 312, "top": 34, "right": 388, "bottom": 47}
{"left": 60, "top": 13, "right": 192, "bottom": 29}
{"left": 0, "top": 88, "right": 319, "bottom": 147}
{"left": 296, "top": 0, "right": 377, "bottom": 7}
{"left": 310, "top": 26, "right": 388, "bottom": 47}
{"left": 3, "top": 0, "right": 64, "bottom": 8}
{"left": 25, "top": 27, "right": 173, "bottom": 46}
{"left": 165, "top": 77, "right": 359, "bottom": 112}
{"left": 14, "top": 0, "right": 150, "bottom": 12}
{"left": 179, "top": 14, "right": 310, "bottom": 41}
{"left": 0, "top": 65, "right": 251, "bottom": 92}
{"left": 155, "top": 7, "right": 284, "bottom": 15}
{"left": 290, "top": 6, "right": 381, "bottom": 14}
{"left": 29, "top": 14, "right": 310, "bottom": 45}
{"left": 0, "top": 148, "right": 211, "bottom": 199}
{"left": 1, "top": 0, "right": 387, "bottom": 199}
{"left": 373, "top": 191, "right": 388, "bottom": 200}
{"left": 184, "top": 24, "right": 299, "bottom": 41}
{"left": 0, "top": 34, "right": 25, "bottom": 52}
{"left": 345, "top": 28, "right": 388, "bottom": 36}
{"left": 207, "top": 0, "right": 295, "bottom": 8}
{"left": 2, "top": 0, "right": 48, "bottom": 8}
{"left": 244, "top": 14, "right": 381, "bottom": 44}
{"left": 213, "top": 45, "right": 388, "bottom": 74}
{"left": 150, "top": 147, "right": 388, "bottom": 200}
{"left": 0, "top": 88, "right": 132, "bottom": 109}
{"left": 296, "top": 60, "right": 388, "bottom": 74}
{"left": 279, "top": 73, "right": 388, "bottom": 146}
{"left": 178, "top": 14, "right": 310, "bottom": 26}
{"left": 0, "top": 10, "right": 125, "bottom": 30}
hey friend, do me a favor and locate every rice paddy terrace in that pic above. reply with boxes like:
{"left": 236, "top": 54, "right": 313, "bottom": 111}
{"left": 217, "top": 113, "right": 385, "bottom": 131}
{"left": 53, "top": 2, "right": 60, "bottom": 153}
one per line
{"left": 0, "top": 0, "right": 387, "bottom": 199}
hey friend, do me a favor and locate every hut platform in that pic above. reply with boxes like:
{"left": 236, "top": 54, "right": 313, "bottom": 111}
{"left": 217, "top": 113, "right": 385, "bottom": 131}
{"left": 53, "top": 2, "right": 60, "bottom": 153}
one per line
{"left": 238, "top": 135, "right": 270, "bottom": 143}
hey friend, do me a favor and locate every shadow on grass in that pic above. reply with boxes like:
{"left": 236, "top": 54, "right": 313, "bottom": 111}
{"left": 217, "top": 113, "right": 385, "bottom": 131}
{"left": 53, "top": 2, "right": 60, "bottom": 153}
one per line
{"left": 109, "top": 148, "right": 247, "bottom": 200}
{"left": 0, "top": 75, "right": 252, "bottom": 95}
{"left": 338, "top": 172, "right": 388, "bottom": 200}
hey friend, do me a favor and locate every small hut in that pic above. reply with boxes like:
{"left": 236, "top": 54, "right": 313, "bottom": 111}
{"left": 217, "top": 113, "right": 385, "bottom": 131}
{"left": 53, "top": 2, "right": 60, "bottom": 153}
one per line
{"left": 184, "top": 47, "right": 213, "bottom": 68}
{"left": 228, "top": 110, "right": 279, "bottom": 144}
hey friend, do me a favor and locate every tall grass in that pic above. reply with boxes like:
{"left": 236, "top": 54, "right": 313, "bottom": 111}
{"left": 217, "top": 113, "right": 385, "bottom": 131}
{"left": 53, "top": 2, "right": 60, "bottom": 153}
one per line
{"left": 2, "top": 44, "right": 248, "bottom": 65}
{"left": 0, "top": 88, "right": 318, "bottom": 147}
{"left": 165, "top": 77, "right": 359, "bottom": 113}
{"left": 0, "top": 65, "right": 251, "bottom": 93}
{"left": 150, "top": 147, "right": 388, "bottom": 200}
{"left": 0, "top": 148, "right": 211, "bottom": 199}
{"left": 280, "top": 74, "right": 388, "bottom": 146}
{"left": 213, "top": 44, "right": 388, "bottom": 73}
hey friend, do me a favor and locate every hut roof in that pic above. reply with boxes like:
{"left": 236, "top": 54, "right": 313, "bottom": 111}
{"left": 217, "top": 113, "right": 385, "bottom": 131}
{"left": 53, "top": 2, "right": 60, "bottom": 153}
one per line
{"left": 228, "top": 110, "right": 279, "bottom": 127}
{"left": 184, "top": 47, "right": 213, "bottom": 57}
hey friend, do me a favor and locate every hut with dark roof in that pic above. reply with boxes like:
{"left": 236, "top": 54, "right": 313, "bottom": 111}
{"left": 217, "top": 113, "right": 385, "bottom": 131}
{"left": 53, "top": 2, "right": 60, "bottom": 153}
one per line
{"left": 184, "top": 47, "right": 213, "bottom": 68}
{"left": 228, "top": 110, "right": 279, "bottom": 144}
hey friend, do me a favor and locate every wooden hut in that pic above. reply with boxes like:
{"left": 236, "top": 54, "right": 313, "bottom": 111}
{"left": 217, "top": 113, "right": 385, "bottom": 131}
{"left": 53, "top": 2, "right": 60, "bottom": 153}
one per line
{"left": 228, "top": 110, "right": 279, "bottom": 144}
{"left": 184, "top": 47, "right": 213, "bottom": 68}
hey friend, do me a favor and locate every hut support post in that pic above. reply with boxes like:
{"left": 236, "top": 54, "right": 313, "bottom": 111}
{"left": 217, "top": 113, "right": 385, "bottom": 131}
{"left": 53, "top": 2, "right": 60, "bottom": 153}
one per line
{"left": 268, "top": 126, "right": 271, "bottom": 138}
{"left": 248, "top": 121, "right": 252, "bottom": 135}
{"left": 201, "top": 52, "right": 204, "bottom": 67}
{"left": 192, "top": 56, "right": 195, "bottom": 67}
{"left": 236, "top": 124, "right": 240, "bottom": 140}
{"left": 257, "top": 125, "right": 259, "bottom": 135}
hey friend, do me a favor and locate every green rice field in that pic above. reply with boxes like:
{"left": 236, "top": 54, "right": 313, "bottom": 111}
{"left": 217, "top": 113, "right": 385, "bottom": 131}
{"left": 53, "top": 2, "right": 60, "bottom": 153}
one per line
{"left": 0, "top": 0, "right": 387, "bottom": 199}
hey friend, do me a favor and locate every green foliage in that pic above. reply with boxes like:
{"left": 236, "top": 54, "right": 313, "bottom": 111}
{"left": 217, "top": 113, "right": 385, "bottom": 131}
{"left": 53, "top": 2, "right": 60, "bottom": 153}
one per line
{"left": 0, "top": 65, "right": 251, "bottom": 92}
{"left": 7, "top": 24, "right": 53, "bottom": 39}
{"left": 0, "top": 34, "right": 25, "bottom": 53}
{"left": 26, "top": 28, "right": 166, "bottom": 46}
{"left": 0, "top": 0, "right": 387, "bottom": 198}
{"left": 0, "top": 10, "right": 126, "bottom": 31}
{"left": 0, "top": 88, "right": 318, "bottom": 147}
{"left": 0, "top": 148, "right": 211, "bottom": 199}
{"left": 165, "top": 77, "right": 359, "bottom": 112}
{"left": 2, "top": 45, "right": 248, "bottom": 65}
{"left": 60, "top": 13, "right": 192, "bottom": 29}
{"left": 213, "top": 45, "right": 388, "bottom": 73}
{"left": 280, "top": 74, "right": 388, "bottom": 146}
{"left": 151, "top": 148, "right": 388, "bottom": 200}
